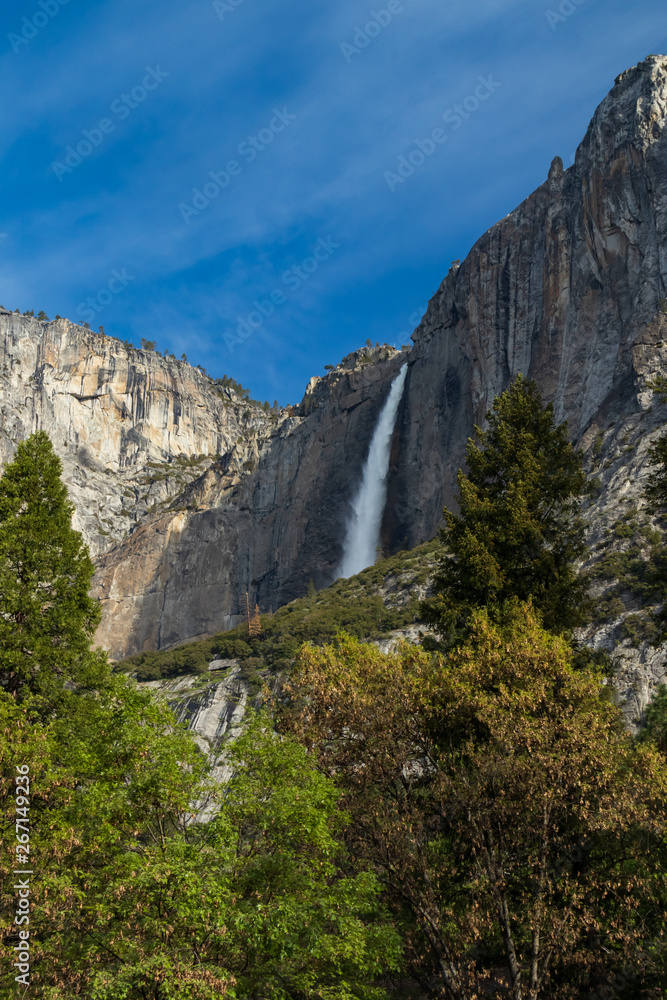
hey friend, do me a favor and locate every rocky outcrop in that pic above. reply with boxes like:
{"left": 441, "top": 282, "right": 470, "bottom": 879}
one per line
{"left": 138, "top": 665, "right": 251, "bottom": 821}
{"left": 1, "top": 56, "right": 667, "bottom": 677}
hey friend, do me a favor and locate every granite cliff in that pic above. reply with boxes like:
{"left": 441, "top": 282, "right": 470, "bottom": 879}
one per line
{"left": 386, "top": 54, "right": 667, "bottom": 551}
{"left": 1, "top": 55, "right": 667, "bottom": 671}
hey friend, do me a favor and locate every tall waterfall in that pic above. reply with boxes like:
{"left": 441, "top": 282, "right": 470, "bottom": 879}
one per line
{"left": 337, "top": 364, "right": 407, "bottom": 578}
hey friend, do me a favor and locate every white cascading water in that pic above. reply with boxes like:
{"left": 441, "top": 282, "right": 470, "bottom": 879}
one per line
{"left": 337, "top": 364, "right": 407, "bottom": 578}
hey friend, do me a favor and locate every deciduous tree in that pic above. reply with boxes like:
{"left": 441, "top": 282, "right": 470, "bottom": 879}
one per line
{"left": 1, "top": 690, "right": 401, "bottom": 999}
{"left": 287, "top": 611, "right": 667, "bottom": 999}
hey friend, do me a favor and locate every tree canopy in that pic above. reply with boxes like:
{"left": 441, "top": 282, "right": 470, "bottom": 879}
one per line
{"left": 0, "top": 432, "right": 106, "bottom": 711}
{"left": 1, "top": 400, "right": 667, "bottom": 999}
{"left": 287, "top": 611, "right": 667, "bottom": 999}
{"left": 0, "top": 693, "right": 401, "bottom": 999}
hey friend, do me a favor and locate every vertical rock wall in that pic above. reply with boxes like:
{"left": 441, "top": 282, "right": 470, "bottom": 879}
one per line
{"left": 386, "top": 55, "right": 667, "bottom": 551}
{"left": 1, "top": 57, "right": 667, "bottom": 659}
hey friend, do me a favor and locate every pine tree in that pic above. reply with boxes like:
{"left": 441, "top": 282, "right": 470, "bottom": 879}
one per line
{"left": 422, "top": 374, "right": 593, "bottom": 639}
{"left": 0, "top": 432, "right": 106, "bottom": 707}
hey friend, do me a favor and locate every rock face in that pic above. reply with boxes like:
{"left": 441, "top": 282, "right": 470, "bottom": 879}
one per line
{"left": 0, "top": 315, "right": 268, "bottom": 557}
{"left": 138, "top": 666, "right": 252, "bottom": 822}
{"left": 94, "top": 345, "right": 407, "bottom": 656}
{"left": 386, "top": 55, "right": 667, "bottom": 552}
{"left": 0, "top": 314, "right": 407, "bottom": 657}
{"left": 1, "top": 56, "right": 667, "bottom": 675}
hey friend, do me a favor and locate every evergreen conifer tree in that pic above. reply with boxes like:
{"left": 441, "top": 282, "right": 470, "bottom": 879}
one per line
{"left": 422, "top": 374, "right": 593, "bottom": 640}
{"left": 0, "top": 432, "right": 106, "bottom": 708}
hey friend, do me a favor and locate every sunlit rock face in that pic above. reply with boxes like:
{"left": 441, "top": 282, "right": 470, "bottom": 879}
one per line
{"left": 0, "top": 314, "right": 256, "bottom": 558}
{"left": 1, "top": 56, "right": 666, "bottom": 665}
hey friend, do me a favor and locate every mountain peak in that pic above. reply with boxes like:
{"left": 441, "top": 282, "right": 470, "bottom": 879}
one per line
{"left": 578, "top": 53, "right": 667, "bottom": 168}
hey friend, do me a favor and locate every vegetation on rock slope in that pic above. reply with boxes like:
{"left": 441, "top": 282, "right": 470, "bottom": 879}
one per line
{"left": 0, "top": 435, "right": 402, "bottom": 1000}
{"left": 3, "top": 374, "right": 667, "bottom": 998}
{"left": 117, "top": 540, "right": 440, "bottom": 681}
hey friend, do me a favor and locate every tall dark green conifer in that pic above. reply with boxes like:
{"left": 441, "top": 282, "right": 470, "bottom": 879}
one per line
{"left": 422, "top": 374, "right": 593, "bottom": 640}
{"left": 0, "top": 432, "right": 105, "bottom": 707}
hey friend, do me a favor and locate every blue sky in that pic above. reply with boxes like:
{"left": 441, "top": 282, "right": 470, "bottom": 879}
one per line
{"left": 1, "top": 0, "right": 665, "bottom": 405}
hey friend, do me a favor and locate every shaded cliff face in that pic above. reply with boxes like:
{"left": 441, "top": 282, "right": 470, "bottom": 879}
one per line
{"left": 1, "top": 56, "right": 667, "bottom": 660}
{"left": 94, "top": 348, "right": 407, "bottom": 657}
{"left": 386, "top": 55, "right": 667, "bottom": 551}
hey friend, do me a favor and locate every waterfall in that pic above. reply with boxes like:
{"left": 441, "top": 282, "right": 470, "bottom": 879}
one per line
{"left": 337, "top": 364, "right": 407, "bottom": 578}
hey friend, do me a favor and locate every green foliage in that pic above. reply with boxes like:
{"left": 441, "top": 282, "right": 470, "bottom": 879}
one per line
{"left": 643, "top": 378, "right": 667, "bottom": 519}
{"left": 640, "top": 683, "right": 667, "bottom": 757}
{"left": 118, "top": 542, "right": 439, "bottom": 681}
{"left": 591, "top": 533, "right": 667, "bottom": 637}
{"left": 214, "top": 374, "right": 253, "bottom": 400}
{"left": 123, "top": 641, "right": 245, "bottom": 682}
{"left": 621, "top": 612, "right": 660, "bottom": 647}
{"left": 645, "top": 432, "right": 667, "bottom": 515}
{"left": 591, "top": 541, "right": 665, "bottom": 597}
{"left": 0, "top": 691, "right": 400, "bottom": 999}
{"left": 0, "top": 432, "right": 108, "bottom": 711}
{"left": 422, "top": 374, "right": 593, "bottom": 641}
